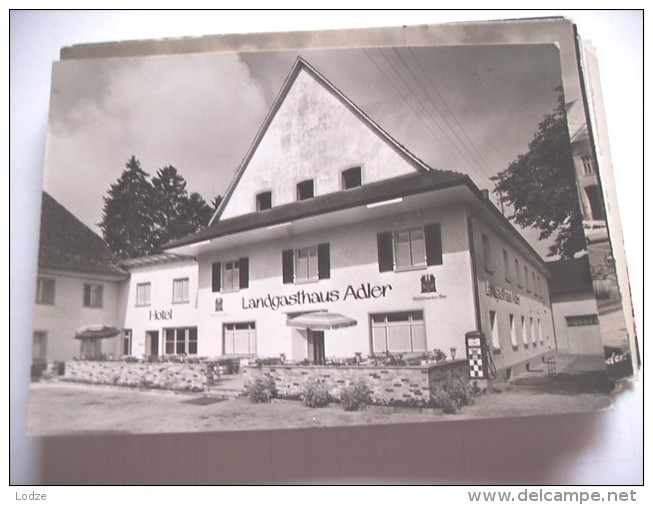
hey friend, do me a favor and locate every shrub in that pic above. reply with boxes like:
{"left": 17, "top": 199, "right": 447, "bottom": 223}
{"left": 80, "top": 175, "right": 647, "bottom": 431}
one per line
{"left": 339, "top": 378, "right": 371, "bottom": 411}
{"left": 431, "top": 372, "right": 478, "bottom": 414}
{"left": 302, "top": 378, "right": 331, "bottom": 408}
{"left": 244, "top": 373, "right": 277, "bottom": 403}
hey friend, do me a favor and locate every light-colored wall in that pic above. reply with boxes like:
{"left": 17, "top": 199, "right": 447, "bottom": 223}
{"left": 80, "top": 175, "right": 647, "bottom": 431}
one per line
{"left": 220, "top": 69, "right": 420, "bottom": 219}
{"left": 33, "top": 271, "right": 123, "bottom": 361}
{"left": 197, "top": 203, "right": 477, "bottom": 361}
{"left": 121, "top": 260, "right": 199, "bottom": 358}
{"left": 470, "top": 214, "right": 556, "bottom": 374}
{"left": 551, "top": 291, "right": 602, "bottom": 355}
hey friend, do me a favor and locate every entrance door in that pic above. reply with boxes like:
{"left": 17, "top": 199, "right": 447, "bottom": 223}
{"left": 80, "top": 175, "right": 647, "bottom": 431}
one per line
{"left": 145, "top": 330, "right": 159, "bottom": 357}
{"left": 308, "top": 330, "right": 325, "bottom": 364}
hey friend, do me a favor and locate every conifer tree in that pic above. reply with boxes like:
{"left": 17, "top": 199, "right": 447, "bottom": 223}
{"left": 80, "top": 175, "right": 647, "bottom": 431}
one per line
{"left": 100, "top": 157, "right": 217, "bottom": 258}
{"left": 100, "top": 155, "right": 158, "bottom": 259}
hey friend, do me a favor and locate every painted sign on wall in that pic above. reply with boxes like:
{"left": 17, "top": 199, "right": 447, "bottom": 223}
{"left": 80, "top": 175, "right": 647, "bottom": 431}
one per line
{"left": 149, "top": 309, "right": 173, "bottom": 321}
{"left": 241, "top": 283, "right": 393, "bottom": 311}
{"left": 485, "top": 281, "right": 521, "bottom": 305}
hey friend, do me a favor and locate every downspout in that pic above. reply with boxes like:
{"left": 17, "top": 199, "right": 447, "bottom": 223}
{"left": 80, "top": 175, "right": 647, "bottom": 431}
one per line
{"left": 466, "top": 203, "right": 487, "bottom": 332}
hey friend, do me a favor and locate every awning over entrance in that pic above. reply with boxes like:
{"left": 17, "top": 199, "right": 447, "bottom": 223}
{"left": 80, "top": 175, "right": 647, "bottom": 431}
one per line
{"left": 74, "top": 324, "right": 121, "bottom": 340}
{"left": 287, "top": 311, "right": 357, "bottom": 331}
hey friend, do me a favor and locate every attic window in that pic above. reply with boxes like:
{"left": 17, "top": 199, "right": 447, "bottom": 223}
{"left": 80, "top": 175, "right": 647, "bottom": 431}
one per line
{"left": 297, "top": 179, "right": 314, "bottom": 201}
{"left": 341, "top": 166, "right": 362, "bottom": 189}
{"left": 256, "top": 191, "right": 272, "bottom": 211}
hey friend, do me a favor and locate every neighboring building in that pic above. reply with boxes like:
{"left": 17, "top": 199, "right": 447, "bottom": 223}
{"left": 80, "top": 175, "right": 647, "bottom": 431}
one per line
{"left": 118, "top": 253, "right": 199, "bottom": 359}
{"left": 548, "top": 256, "right": 603, "bottom": 355}
{"left": 33, "top": 192, "right": 128, "bottom": 365}
{"left": 567, "top": 102, "right": 606, "bottom": 225}
{"left": 162, "top": 57, "right": 556, "bottom": 378}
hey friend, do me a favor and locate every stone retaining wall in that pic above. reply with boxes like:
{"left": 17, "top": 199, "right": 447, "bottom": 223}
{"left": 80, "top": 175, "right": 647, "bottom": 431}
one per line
{"left": 245, "top": 359, "right": 468, "bottom": 404}
{"left": 62, "top": 360, "right": 219, "bottom": 392}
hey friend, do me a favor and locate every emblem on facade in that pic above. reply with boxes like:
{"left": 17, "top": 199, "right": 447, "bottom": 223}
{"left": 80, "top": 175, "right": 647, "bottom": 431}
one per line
{"left": 215, "top": 298, "right": 223, "bottom": 312}
{"left": 420, "top": 274, "right": 436, "bottom": 294}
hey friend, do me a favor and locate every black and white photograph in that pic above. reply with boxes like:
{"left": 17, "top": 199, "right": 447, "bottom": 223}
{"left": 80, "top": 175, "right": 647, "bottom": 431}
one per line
{"left": 23, "top": 17, "right": 639, "bottom": 438}
{"left": 10, "top": 11, "right": 643, "bottom": 488}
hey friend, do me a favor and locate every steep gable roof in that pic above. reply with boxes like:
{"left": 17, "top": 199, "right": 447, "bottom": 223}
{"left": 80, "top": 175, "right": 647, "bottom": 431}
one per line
{"left": 210, "top": 56, "right": 433, "bottom": 225}
{"left": 38, "top": 192, "right": 127, "bottom": 278}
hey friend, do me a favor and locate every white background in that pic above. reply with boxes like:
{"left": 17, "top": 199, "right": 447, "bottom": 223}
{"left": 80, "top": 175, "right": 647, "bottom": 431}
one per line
{"left": 7, "top": 8, "right": 644, "bottom": 495}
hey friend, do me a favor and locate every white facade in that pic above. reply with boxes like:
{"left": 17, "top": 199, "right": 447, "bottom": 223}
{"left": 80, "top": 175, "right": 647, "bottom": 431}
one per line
{"left": 119, "top": 256, "right": 199, "bottom": 359}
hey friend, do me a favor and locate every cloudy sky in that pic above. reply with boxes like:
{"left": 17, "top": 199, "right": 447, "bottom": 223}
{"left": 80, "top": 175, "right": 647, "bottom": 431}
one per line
{"left": 43, "top": 42, "right": 564, "bottom": 255}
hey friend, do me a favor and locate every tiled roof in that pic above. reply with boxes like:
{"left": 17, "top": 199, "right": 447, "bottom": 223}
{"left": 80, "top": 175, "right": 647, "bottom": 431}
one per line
{"left": 547, "top": 256, "right": 593, "bottom": 294}
{"left": 164, "top": 170, "right": 469, "bottom": 249}
{"left": 38, "top": 192, "right": 127, "bottom": 278}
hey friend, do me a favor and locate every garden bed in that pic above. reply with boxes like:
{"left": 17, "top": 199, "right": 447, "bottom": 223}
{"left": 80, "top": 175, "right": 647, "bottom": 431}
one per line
{"left": 244, "top": 359, "right": 469, "bottom": 406}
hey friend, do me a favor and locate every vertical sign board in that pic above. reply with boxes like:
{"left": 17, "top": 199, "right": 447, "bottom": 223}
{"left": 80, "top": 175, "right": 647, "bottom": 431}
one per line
{"left": 465, "top": 332, "right": 488, "bottom": 379}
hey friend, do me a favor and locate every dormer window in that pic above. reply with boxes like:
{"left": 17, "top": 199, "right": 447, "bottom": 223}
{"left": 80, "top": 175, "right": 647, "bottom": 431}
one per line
{"left": 256, "top": 191, "right": 272, "bottom": 211}
{"left": 297, "top": 179, "right": 314, "bottom": 201}
{"left": 341, "top": 166, "right": 362, "bottom": 189}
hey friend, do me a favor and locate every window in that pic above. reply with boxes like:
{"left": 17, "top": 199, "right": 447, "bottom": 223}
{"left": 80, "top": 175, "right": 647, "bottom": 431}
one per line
{"left": 32, "top": 332, "right": 47, "bottom": 363}
{"left": 256, "top": 191, "right": 272, "bottom": 211}
{"left": 490, "top": 311, "right": 500, "bottom": 350}
{"left": 80, "top": 339, "right": 102, "bottom": 359}
{"left": 283, "top": 244, "right": 329, "bottom": 284}
{"left": 530, "top": 317, "right": 536, "bottom": 346}
{"left": 341, "top": 166, "right": 362, "bottom": 189}
{"left": 503, "top": 250, "right": 511, "bottom": 282}
{"left": 36, "top": 277, "right": 55, "bottom": 305}
{"left": 581, "top": 155, "right": 594, "bottom": 175}
{"left": 524, "top": 266, "right": 530, "bottom": 292}
{"left": 537, "top": 276, "right": 543, "bottom": 297}
{"left": 296, "top": 179, "right": 314, "bottom": 201}
{"left": 515, "top": 258, "right": 522, "bottom": 287}
{"left": 371, "top": 311, "right": 426, "bottom": 353}
{"left": 521, "top": 316, "right": 528, "bottom": 346}
{"left": 532, "top": 272, "right": 537, "bottom": 296}
{"left": 377, "top": 223, "right": 442, "bottom": 272}
{"left": 164, "top": 327, "right": 198, "bottom": 355}
{"left": 223, "top": 322, "right": 257, "bottom": 354}
{"left": 83, "top": 284, "right": 103, "bottom": 308}
{"left": 212, "top": 258, "right": 249, "bottom": 292}
{"left": 123, "top": 329, "right": 132, "bottom": 356}
{"left": 295, "top": 246, "right": 318, "bottom": 281}
{"left": 222, "top": 261, "right": 240, "bottom": 291}
{"left": 136, "top": 282, "right": 151, "bottom": 306}
{"left": 395, "top": 228, "right": 426, "bottom": 269}
{"left": 482, "top": 234, "right": 494, "bottom": 273}
{"left": 538, "top": 318, "right": 544, "bottom": 344}
{"left": 172, "top": 278, "right": 189, "bottom": 303}
{"left": 509, "top": 314, "right": 518, "bottom": 348}
{"left": 566, "top": 315, "right": 599, "bottom": 327}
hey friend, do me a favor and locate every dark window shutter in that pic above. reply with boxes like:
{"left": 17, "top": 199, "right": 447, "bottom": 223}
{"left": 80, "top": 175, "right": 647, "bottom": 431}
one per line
{"left": 317, "top": 243, "right": 330, "bottom": 279}
{"left": 239, "top": 257, "right": 249, "bottom": 289}
{"left": 282, "top": 250, "right": 294, "bottom": 284}
{"left": 377, "top": 232, "right": 394, "bottom": 272}
{"left": 425, "top": 223, "right": 443, "bottom": 266}
{"left": 212, "top": 262, "right": 221, "bottom": 292}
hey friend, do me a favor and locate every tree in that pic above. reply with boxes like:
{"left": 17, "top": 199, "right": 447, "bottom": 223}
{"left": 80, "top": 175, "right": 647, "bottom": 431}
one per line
{"left": 100, "top": 157, "right": 217, "bottom": 258}
{"left": 100, "top": 155, "right": 158, "bottom": 259}
{"left": 492, "top": 91, "right": 586, "bottom": 259}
